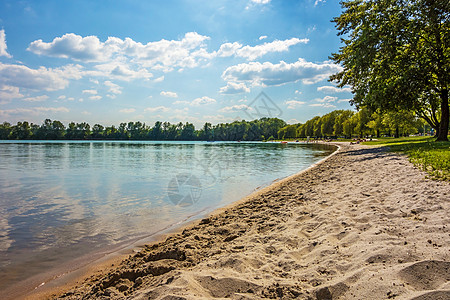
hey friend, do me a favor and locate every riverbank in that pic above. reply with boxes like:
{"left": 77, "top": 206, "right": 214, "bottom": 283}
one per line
{"left": 47, "top": 143, "right": 450, "bottom": 299}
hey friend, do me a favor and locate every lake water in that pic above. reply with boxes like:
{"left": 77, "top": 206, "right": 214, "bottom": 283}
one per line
{"left": 0, "top": 141, "right": 335, "bottom": 293}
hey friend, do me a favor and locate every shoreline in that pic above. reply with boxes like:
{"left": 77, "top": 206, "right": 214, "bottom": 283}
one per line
{"left": 13, "top": 143, "right": 339, "bottom": 300}
{"left": 21, "top": 143, "right": 450, "bottom": 298}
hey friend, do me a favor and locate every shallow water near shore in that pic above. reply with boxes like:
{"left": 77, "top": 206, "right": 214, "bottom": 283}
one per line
{"left": 0, "top": 140, "right": 335, "bottom": 294}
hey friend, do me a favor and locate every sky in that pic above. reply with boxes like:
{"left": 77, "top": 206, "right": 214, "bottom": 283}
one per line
{"left": 0, "top": 0, "right": 354, "bottom": 127}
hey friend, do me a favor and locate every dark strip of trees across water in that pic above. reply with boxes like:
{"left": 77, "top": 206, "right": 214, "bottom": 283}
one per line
{"left": 0, "top": 118, "right": 287, "bottom": 141}
{"left": 0, "top": 107, "right": 435, "bottom": 141}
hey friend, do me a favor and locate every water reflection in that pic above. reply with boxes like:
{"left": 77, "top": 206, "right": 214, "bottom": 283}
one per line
{"left": 0, "top": 141, "right": 335, "bottom": 290}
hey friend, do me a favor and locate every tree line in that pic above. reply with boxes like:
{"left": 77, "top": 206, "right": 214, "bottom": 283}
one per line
{"left": 0, "top": 118, "right": 287, "bottom": 141}
{"left": 277, "top": 108, "right": 428, "bottom": 140}
{"left": 0, "top": 107, "right": 431, "bottom": 142}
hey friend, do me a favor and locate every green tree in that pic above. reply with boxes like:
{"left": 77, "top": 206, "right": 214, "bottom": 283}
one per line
{"left": 180, "top": 122, "right": 196, "bottom": 140}
{"left": 313, "top": 117, "right": 322, "bottom": 137}
{"left": 331, "top": 0, "right": 450, "bottom": 141}
{"left": 0, "top": 122, "right": 12, "bottom": 139}
{"left": 278, "top": 124, "right": 298, "bottom": 139}
{"left": 321, "top": 111, "right": 341, "bottom": 137}
{"left": 354, "top": 107, "right": 372, "bottom": 138}
{"left": 382, "top": 110, "right": 421, "bottom": 137}
{"left": 92, "top": 124, "right": 105, "bottom": 139}
{"left": 334, "top": 110, "right": 354, "bottom": 136}
{"left": 343, "top": 114, "right": 358, "bottom": 138}
{"left": 118, "top": 123, "right": 128, "bottom": 139}
{"left": 11, "top": 121, "right": 32, "bottom": 139}
{"left": 367, "top": 111, "right": 385, "bottom": 138}
{"left": 104, "top": 125, "right": 118, "bottom": 139}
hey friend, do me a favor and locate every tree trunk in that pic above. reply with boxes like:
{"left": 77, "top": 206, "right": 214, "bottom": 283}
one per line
{"left": 436, "top": 89, "right": 449, "bottom": 141}
{"left": 395, "top": 126, "right": 399, "bottom": 138}
{"left": 376, "top": 129, "right": 380, "bottom": 138}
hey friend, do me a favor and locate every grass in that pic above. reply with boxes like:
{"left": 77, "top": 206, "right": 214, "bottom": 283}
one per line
{"left": 363, "top": 136, "right": 450, "bottom": 181}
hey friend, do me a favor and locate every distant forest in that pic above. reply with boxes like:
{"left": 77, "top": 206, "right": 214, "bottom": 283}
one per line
{"left": 0, "top": 107, "right": 431, "bottom": 141}
{"left": 0, "top": 117, "right": 286, "bottom": 141}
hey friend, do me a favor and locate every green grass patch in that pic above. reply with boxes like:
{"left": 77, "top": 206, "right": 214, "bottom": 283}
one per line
{"left": 363, "top": 136, "right": 450, "bottom": 181}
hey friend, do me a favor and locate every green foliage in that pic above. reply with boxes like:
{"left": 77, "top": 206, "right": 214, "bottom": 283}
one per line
{"left": 364, "top": 136, "right": 450, "bottom": 181}
{"left": 334, "top": 110, "right": 354, "bottom": 136}
{"left": 278, "top": 124, "right": 298, "bottom": 139}
{"left": 0, "top": 118, "right": 287, "bottom": 141}
{"left": 0, "top": 122, "right": 12, "bottom": 139}
{"left": 0, "top": 110, "right": 428, "bottom": 141}
{"left": 331, "top": 0, "right": 450, "bottom": 141}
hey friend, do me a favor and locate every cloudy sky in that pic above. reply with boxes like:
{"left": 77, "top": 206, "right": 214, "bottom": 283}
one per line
{"left": 0, "top": 0, "right": 353, "bottom": 127}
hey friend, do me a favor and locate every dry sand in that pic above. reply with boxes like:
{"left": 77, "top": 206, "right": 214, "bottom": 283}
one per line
{"left": 48, "top": 143, "right": 449, "bottom": 299}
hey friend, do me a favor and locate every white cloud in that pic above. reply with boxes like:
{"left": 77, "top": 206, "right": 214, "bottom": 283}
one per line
{"left": 104, "top": 81, "right": 122, "bottom": 94}
{"left": 191, "top": 96, "right": 216, "bottom": 106}
{"left": 28, "top": 33, "right": 108, "bottom": 62}
{"left": 173, "top": 96, "right": 216, "bottom": 106}
{"left": 317, "top": 85, "right": 351, "bottom": 93}
{"left": 154, "top": 75, "right": 164, "bottom": 83}
{"left": 316, "top": 95, "right": 337, "bottom": 103}
{"left": 0, "top": 30, "right": 12, "bottom": 58}
{"left": 0, "top": 106, "right": 69, "bottom": 116}
{"left": 338, "top": 98, "right": 352, "bottom": 103}
{"left": 23, "top": 32, "right": 311, "bottom": 88}
{"left": 160, "top": 91, "right": 178, "bottom": 98}
{"left": 58, "top": 95, "right": 66, "bottom": 100}
{"left": 219, "top": 82, "right": 250, "bottom": 94}
{"left": 259, "top": 35, "right": 268, "bottom": 40}
{"left": 295, "top": 90, "right": 302, "bottom": 94}
{"left": 89, "top": 95, "right": 102, "bottom": 100}
{"left": 251, "top": 0, "right": 271, "bottom": 4}
{"left": 219, "top": 104, "right": 251, "bottom": 113}
{"left": 217, "top": 38, "right": 308, "bottom": 61}
{"left": 236, "top": 38, "right": 308, "bottom": 61}
{"left": 92, "top": 62, "right": 153, "bottom": 81}
{"left": 285, "top": 100, "right": 305, "bottom": 109}
{"left": 307, "top": 95, "right": 337, "bottom": 108}
{"left": 314, "top": 0, "right": 326, "bottom": 7}
{"left": 173, "top": 100, "right": 190, "bottom": 105}
{"left": 145, "top": 106, "right": 170, "bottom": 112}
{"left": 82, "top": 89, "right": 97, "bottom": 95}
{"left": 23, "top": 95, "right": 49, "bottom": 102}
{"left": 309, "top": 103, "right": 336, "bottom": 108}
{"left": 217, "top": 42, "right": 243, "bottom": 57}
{"left": 0, "top": 84, "right": 23, "bottom": 101}
{"left": 222, "top": 58, "right": 342, "bottom": 87}
{"left": 119, "top": 108, "right": 136, "bottom": 113}
{"left": 0, "top": 63, "right": 82, "bottom": 91}
{"left": 28, "top": 32, "right": 211, "bottom": 72}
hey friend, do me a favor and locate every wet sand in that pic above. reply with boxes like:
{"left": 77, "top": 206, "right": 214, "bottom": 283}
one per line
{"left": 34, "top": 143, "right": 450, "bottom": 299}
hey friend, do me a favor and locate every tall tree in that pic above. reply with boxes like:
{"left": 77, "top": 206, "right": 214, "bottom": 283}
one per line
{"left": 334, "top": 110, "right": 354, "bottom": 136}
{"left": 331, "top": 0, "right": 449, "bottom": 141}
{"left": 0, "top": 122, "right": 12, "bottom": 139}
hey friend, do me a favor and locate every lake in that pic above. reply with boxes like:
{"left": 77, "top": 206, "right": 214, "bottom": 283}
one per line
{"left": 0, "top": 140, "right": 335, "bottom": 293}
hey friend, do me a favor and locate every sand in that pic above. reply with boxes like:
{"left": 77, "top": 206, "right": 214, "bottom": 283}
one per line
{"left": 46, "top": 143, "right": 449, "bottom": 299}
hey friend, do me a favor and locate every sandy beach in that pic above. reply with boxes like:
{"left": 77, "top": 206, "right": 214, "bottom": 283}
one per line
{"left": 39, "top": 143, "right": 449, "bottom": 299}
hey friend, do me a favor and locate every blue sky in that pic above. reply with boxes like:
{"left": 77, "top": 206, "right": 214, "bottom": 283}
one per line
{"left": 0, "top": 0, "right": 353, "bottom": 127}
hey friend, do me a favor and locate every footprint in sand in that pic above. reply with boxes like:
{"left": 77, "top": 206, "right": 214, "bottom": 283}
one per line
{"left": 195, "top": 276, "right": 261, "bottom": 298}
{"left": 398, "top": 260, "right": 450, "bottom": 291}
